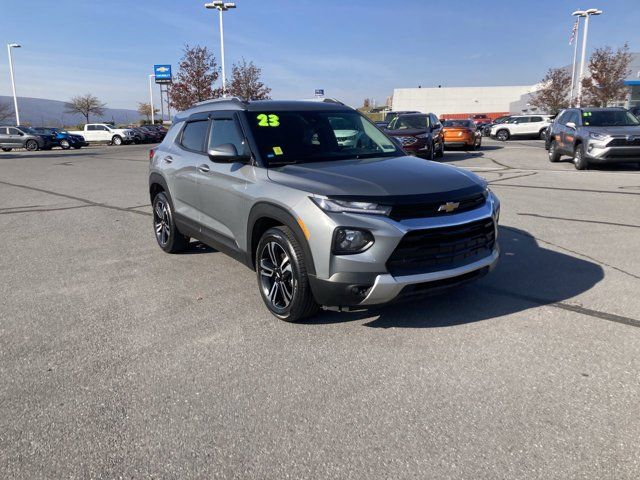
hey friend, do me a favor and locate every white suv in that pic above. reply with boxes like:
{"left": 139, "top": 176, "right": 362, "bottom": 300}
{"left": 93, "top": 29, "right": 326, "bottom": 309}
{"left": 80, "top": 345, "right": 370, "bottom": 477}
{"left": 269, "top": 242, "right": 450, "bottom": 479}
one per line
{"left": 490, "top": 115, "right": 551, "bottom": 141}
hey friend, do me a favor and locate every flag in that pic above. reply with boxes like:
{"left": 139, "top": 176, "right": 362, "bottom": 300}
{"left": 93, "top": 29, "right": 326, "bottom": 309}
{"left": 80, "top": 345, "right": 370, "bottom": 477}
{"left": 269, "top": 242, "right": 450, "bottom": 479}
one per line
{"left": 569, "top": 19, "right": 579, "bottom": 45}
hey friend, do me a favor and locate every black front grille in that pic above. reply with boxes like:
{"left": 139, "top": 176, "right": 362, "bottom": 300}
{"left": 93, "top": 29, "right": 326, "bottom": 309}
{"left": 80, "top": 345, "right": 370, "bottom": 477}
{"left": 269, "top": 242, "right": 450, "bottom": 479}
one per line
{"left": 386, "top": 218, "right": 495, "bottom": 277}
{"left": 390, "top": 192, "right": 486, "bottom": 220}
{"left": 607, "top": 137, "right": 640, "bottom": 147}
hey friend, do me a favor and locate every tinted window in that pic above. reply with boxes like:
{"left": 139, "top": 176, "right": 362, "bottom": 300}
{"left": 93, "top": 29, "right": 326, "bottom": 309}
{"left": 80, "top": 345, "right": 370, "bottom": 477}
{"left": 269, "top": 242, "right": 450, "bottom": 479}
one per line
{"left": 582, "top": 110, "right": 640, "bottom": 127}
{"left": 556, "top": 111, "right": 570, "bottom": 125}
{"left": 443, "top": 120, "right": 473, "bottom": 128}
{"left": 8, "top": 128, "right": 21, "bottom": 135}
{"left": 208, "top": 117, "right": 246, "bottom": 154}
{"left": 0, "top": 127, "right": 7, "bottom": 135}
{"left": 87, "top": 125, "right": 96, "bottom": 131}
{"left": 566, "top": 111, "right": 580, "bottom": 125}
{"left": 388, "top": 114, "right": 429, "bottom": 130}
{"left": 530, "top": 117, "right": 543, "bottom": 122}
{"left": 181, "top": 120, "right": 208, "bottom": 152}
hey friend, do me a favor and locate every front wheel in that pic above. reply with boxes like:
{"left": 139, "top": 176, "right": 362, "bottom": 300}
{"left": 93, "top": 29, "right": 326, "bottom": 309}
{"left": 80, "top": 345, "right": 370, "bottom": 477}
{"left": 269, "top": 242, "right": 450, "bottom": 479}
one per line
{"left": 548, "top": 140, "right": 560, "bottom": 162}
{"left": 60, "top": 139, "right": 71, "bottom": 150}
{"left": 496, "top": 130, "right": 510, "bottom": 142}
{"left": 112, "top": 135, "right": 123, "bottom": 146}
{"left": 256, "top": 226, "right": 319, "bottom": 322}
{"left": 573, "top": 144, "right": 589, "bottom": 170}
{"left": 25, "top": 140, "right": 39, "bottom": 151}
{"left": 435, "top": 140, "right": 444, "bottom": 158}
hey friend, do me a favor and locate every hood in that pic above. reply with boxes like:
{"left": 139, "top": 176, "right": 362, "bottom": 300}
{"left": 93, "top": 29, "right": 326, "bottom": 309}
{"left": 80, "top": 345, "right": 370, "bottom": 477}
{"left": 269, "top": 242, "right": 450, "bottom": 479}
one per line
{"left": 584, "top": 125, "right": 640, "bottom": 136}
{"left": 384, "top": 128, "right": 427, "bottom": 136}
{"left": 266, "top": 155, "right": 485, "bottom": 198}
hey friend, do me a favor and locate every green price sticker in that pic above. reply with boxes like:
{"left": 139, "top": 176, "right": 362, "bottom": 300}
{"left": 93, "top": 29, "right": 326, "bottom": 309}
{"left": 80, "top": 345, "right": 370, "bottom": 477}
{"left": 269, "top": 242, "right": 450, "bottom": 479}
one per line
{"left": 257, "top": 114, "right": 280, "bottom": 127}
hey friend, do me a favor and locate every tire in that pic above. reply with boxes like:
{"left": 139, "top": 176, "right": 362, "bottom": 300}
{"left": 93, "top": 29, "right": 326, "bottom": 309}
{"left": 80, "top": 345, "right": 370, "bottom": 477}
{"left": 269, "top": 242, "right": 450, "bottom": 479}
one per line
{"left": 548, "top": 140, "right": 561, "bottom": 162}
{"left": 539, "top": 129, "right": 547, "bottom": 140}
{"left": 573, "top": 143, "right": 589, "bottom": 170}
{"left": 256, "top": 226, "right": 319, "bottom": 322}
{"left": 60, "top": 139, "right": 71, "bottom": 150}
{"left": 427, "top": 143, "right": 435, "bottom": 160}
{"left": 496, "top": 129, "right": 510, "bottom": 142}
{"left": 473, "top": 136, "right": 482, "bottom": 150}
{"left": 2, "top": 148, "right": 12, "bottom": 152}
{"left": 435, "top": 140, "right": 444, "bottom": 158}
{"left": 25, "top": 140, "right": 39, "bottom": 151}
{"left": 152, "top": 191, "right": 190, "bottom": 253}
{"left": 112, "top": 135, "right": 123, "bottom": 146}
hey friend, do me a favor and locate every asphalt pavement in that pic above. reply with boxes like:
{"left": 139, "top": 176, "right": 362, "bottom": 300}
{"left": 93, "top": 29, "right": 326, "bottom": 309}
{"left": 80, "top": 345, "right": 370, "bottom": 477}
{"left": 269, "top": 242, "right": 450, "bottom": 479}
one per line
{"left": 1, "top": 140, "right": 639, "bottom": 479}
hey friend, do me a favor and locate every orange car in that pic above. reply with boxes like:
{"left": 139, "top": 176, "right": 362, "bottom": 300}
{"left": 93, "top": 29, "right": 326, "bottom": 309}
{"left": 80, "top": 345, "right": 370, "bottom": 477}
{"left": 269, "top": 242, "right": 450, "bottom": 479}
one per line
{"left": 441, "top": 119, "right": 482, "bottom": 150}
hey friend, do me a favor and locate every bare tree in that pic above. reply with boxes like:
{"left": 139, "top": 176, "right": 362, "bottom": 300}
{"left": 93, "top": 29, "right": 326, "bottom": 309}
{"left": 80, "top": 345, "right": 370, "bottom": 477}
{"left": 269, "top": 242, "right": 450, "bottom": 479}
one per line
{"left": 0, "top": 102, "right": 14, "bottom": 123}
{"left": 169, "top": 45, "right": 220, "bottom": 111}
{"left": 530, "top": 68, "right": 572, "bottom": 115}
{"left": 581, "top": 43, "right": 632, "bottom": 107}
{"left": 138, "top": 102, "right": 159, "bottom": 122}
{"left": 65, "top": 94, "right": 106, "bottom": 124}
{"left": 225, "top": 58, "right": 271, "bottom": 101}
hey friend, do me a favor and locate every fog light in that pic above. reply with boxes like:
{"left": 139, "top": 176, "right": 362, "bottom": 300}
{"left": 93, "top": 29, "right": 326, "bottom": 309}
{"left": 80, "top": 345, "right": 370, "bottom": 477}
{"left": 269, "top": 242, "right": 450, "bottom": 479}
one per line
{"left": 332, "top": 228, "right": 374, "bottom": 255}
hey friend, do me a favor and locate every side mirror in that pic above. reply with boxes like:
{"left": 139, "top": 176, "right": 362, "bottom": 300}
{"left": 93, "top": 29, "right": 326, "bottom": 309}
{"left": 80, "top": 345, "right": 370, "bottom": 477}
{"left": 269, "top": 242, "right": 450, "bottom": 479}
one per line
{"left": 207, "top": 143, "right": 250, "bottom": 163}
{"left": 566, "top": 122, "right": 576, "bottom": 129}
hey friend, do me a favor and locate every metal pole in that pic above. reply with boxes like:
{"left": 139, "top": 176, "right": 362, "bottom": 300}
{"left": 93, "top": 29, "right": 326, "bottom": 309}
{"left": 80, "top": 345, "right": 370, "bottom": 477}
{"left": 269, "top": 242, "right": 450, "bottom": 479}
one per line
{"left": 569, "top": 19, "right": 581, "bottom": 105}
{"left": 148, "top": 74, "right": 155, "bottom": 124}
{"left": 577, "top": 14, "right": 590, "bottom": 107}
{"left": 159, "top": 85, "right": 165, "bottom": 123}
{"left": 166, "top": 87, "right": 172, "bottom": 122}
{"left": 219, "top": 8, "right": 226, "bottom": 96}
{"left": 7, "top": 45, "right": 20, "bottom": 125}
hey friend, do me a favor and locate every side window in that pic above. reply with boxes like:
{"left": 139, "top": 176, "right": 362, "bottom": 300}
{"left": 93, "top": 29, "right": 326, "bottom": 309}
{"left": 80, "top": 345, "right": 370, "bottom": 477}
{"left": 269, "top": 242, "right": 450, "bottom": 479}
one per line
{"left": 99, "top": 125, "right": 110, "bottom": 131}
{"left": 87, "top": 125, "right": 96, "bottom": 131}
{"left": 8, "top": 128, "right": 21, "bottom": 135}
{"left": 530, "top": 116, "right": 543, "bottom": 123}
{"left": 430, "top": 114, "right": 439, "bottom": 127}
{"left": 180, "top": 120, "right": 209, "bottom": 152}
{"left": 0, "top": 127, "right": 7, "bottom": 135}
{"left": 208, "top": 116, "right": 247, "bottom": 154}
{"left": 556, "top": 111, "right": 569, "bottom": 125}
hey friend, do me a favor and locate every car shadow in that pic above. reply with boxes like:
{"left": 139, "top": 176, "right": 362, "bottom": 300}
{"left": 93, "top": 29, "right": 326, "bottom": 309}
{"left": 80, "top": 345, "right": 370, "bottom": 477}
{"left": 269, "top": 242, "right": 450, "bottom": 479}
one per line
{"left": 307, "top": 226, "right": 604, "bottom": 328}
{"left": 182, "top": 241, "right": 218, "bottom": 255}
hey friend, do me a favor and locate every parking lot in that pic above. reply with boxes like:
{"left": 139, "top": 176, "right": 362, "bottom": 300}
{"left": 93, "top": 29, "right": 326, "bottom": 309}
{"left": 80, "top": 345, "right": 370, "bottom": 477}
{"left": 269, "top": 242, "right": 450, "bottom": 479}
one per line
{"left": 1, "top": 140, "right": 639, "bottom": 478}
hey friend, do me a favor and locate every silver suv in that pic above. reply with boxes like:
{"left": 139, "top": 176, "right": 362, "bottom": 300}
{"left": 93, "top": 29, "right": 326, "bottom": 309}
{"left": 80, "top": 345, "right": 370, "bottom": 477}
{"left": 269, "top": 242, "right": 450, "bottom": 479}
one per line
{"left": 149, "top": 99, "right": 500, "bottom": 322}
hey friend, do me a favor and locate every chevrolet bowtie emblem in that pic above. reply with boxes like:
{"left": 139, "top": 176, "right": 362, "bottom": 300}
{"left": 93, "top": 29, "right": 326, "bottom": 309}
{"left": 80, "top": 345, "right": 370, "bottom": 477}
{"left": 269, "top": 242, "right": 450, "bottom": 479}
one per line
{"left": 438, "top": 201, "right": 460, "bottom": 213}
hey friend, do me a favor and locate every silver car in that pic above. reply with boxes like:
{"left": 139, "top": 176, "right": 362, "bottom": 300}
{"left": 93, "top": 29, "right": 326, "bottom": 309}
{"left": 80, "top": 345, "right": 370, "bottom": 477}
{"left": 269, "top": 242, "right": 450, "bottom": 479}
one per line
{"left": 149, "top": 99, "right": 500, "bottom": 322}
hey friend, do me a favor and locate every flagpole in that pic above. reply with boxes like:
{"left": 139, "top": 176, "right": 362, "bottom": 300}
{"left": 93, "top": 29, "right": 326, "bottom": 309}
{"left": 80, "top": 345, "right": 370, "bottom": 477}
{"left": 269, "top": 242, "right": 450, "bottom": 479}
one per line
{"left": 569, "top": 19, "right": 580, "bottom": 105}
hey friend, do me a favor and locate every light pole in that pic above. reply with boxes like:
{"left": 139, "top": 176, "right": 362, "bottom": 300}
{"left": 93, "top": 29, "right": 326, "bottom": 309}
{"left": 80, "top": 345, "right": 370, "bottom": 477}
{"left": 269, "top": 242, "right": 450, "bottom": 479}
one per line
{"left": 204, "top": 1, "right": 236, "bottom": 96}
{"left": 574, "top": 8, "right": 603, "bottom": 106}
{"left": 7, "top": 43, "right": 21, "bottom": 125}
{"left": 148, "top": 74, "right": 155, "bottom": 124}
{"left": 568, "top": 15, "right": 582, "bottom": 105}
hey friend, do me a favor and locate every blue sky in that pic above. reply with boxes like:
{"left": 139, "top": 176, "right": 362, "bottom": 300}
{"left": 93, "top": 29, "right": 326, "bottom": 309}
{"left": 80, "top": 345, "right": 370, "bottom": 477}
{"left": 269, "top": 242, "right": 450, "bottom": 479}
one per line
{"left": 0, "top": 0, "right": 638, "bottom": 109}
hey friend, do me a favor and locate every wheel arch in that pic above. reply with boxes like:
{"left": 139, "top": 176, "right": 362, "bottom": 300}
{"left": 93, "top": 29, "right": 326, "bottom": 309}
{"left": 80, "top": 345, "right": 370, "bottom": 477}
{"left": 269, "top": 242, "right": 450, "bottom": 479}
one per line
{"left": 247, "top": 202, "right": 316, "bottom": 275}
{"left": 149, "top": 172, "right": 169, "bottom": 203}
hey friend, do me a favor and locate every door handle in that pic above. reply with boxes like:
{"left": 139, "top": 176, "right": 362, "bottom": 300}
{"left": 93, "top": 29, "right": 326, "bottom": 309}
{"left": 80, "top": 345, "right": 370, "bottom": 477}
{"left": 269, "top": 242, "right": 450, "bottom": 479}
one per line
{"left": 198, "top": 164, "right": 211, "bottom": 173}
{"left": 164, "top": 155, "right": 173, "bottom": 163}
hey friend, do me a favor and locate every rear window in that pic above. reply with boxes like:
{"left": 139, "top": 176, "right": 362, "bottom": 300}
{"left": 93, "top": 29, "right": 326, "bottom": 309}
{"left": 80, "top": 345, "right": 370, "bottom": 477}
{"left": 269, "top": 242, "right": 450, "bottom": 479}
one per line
{"left": 443, "top": 120, "right": 473, "bottom": 128}
{"left": 180, "top": 120, "right": 208, "bottom": 152}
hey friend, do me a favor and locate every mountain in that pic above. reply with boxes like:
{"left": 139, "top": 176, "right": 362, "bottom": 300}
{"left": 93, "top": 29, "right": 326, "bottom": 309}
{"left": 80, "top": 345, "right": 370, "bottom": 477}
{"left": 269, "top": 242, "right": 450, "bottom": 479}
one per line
{"left": 0, "top": 95, "right": 143, "bottom": 127}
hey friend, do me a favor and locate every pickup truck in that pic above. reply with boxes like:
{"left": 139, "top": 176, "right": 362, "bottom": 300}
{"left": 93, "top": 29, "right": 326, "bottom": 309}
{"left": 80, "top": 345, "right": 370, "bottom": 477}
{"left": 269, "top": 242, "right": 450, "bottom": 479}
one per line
{"left": 68, "top": 123, "right": 135, "bottom": 146}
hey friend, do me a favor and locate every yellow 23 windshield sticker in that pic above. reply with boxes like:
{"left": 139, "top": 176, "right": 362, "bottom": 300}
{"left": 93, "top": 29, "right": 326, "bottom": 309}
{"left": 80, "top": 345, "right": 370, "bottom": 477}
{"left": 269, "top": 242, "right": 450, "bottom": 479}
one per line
{"left": 257, "top": 113, "right": 280, "bottom": 127}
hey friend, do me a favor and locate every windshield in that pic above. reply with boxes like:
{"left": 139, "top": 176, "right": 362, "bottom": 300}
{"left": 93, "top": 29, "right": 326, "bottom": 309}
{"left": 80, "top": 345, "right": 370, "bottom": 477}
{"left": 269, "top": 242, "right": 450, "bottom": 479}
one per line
{"left": 443, "top": 120, "right": 473, "bottom": 128}
{"left": 247, "top": 110, "right": 400, "bottom": 166}
{"left": 388, "top": 114, "right": 429, "bottom": 130}
{"left": 582, "top": 110, "right": 640, "bottom": 127}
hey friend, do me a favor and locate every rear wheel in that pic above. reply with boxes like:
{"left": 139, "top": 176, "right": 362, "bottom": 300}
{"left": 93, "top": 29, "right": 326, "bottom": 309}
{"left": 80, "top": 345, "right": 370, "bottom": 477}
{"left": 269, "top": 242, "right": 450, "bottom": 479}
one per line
{"left": 25, "top": 140, "right": 39, "bottom": 151}
{"left": 112, "top": 135, "right": 123, "bottom": 146}
{"left": 496, "top": 129, "right": 510, "bottom": 142}
{"left": 573, "top": 143, "right": 589, "bottom": 170}
{"left": 473, "top": 135, "right": 482, "bottom": 150}
{"left": 548, "top": 140, "right": 560, "bottom": 162}
{"left": 539, "top": 129, "right": 547, "bottom": 140}
{"left": 256, "top": 226, "right": 319, "bottom": 322}
{"left": 1, "top": 148, "right": 12, "bottom": 152}
{"left": 60, "top": 139, "right": 71, "bottom": 150}
{"left": 152, "top": 191, "right": 190, "bottom": 253}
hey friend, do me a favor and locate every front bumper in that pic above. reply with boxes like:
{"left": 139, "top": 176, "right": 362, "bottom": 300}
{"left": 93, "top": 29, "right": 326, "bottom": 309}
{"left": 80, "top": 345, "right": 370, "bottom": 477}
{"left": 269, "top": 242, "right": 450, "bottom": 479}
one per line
{"left": 586, "top": 141, "right": 640, "bottom": 163}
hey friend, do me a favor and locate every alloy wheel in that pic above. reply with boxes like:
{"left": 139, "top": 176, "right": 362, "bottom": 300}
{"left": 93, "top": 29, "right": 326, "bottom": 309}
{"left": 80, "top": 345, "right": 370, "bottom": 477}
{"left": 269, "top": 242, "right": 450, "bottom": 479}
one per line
{"left": 259, "top": 241, "right": 294, "bottom": 310}
{"left": 153, "top": 197, "right": 171, "bottom": 246}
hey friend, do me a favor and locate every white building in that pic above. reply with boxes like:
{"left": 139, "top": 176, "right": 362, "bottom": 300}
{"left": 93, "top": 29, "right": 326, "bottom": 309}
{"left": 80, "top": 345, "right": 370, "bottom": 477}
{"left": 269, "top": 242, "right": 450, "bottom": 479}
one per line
{"left": 391, "top": 85, "right": 538, "bottom": 118}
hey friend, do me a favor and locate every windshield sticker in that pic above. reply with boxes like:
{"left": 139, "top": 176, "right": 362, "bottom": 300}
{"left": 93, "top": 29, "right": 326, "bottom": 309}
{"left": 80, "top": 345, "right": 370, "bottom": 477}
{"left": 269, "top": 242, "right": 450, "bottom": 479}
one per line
{"left": 257, "top": 114, "right": 280, "bottom": 127}
{"left": 583, "top": 112, "right": 592, "bottom": 117}
{"left": 273, "top": 146, "right": 283, "bottom": 155}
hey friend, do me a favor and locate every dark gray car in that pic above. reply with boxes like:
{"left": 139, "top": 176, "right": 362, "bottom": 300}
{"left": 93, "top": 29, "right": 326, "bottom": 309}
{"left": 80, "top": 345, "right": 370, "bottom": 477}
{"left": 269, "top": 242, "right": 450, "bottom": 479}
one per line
{"left": 0, "top": 126, "right": 50, "bottom": 152}
{"left": 546, "top": 107, "right": 640, "bottom": 169}
{"left": 148, "top": 99, "right": 500, "bottom": 322}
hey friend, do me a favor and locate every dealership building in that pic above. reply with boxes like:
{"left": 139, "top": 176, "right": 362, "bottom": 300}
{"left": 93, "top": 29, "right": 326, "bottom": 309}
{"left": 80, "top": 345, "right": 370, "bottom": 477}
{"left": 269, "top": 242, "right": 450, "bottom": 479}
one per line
{"left": 391, "top": 52, "right": 640, "bottom": 118}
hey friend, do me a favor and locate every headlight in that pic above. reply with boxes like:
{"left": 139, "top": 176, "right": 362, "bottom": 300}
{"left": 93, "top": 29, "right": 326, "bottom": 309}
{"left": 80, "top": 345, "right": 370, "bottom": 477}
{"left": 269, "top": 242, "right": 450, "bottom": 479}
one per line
{"left": 589, "top": 132, "right": 608, "bottom": 141}
{"left": 311, "top": 197, "right": 391, "bottom": 216}
{"left": 332, "top": 227, "right": 374, "bottom": 255}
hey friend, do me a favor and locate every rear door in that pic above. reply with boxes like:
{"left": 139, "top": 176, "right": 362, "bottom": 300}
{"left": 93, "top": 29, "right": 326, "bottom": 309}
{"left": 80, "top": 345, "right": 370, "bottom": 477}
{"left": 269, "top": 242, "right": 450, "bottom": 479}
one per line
{"left": 0, "top": 127, "right": 10, "bottom": 147}
{"left": 196, "top": 111, "right": 251, "bottom": 246}
{"left": 7, "top": 127, "right": 25, "bottom": 147}
{"left": 528, "top": 116, "right": 546, "bottom": 136}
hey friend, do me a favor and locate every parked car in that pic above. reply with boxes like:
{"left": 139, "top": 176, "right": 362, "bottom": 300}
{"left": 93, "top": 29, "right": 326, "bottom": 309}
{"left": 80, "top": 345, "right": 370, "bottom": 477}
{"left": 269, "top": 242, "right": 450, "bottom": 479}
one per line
{"left": 470, "top": 114, "right": 491, "bottom": 127}
{"left": 139, "top": 126, "right": 163, "bottom": 143}
{"left": 545, "top": 107, "right": 640, "bottom": 170}
{"left": 482, "top": 115, "right": 511, "bottom": 136}
{"left": 377, "top": 110, "right": 420, "bottom": 130}
{"left": 32, "top": 127, "right": 88, "bottom": 149}
{"left": 442, "top": 119, "right": 482, "bottom": 150}
{"left": 384, "top": 113, "right": 444, "bottom": 159}
{"left": 490, "top": 115, "right": 552, "bottom": 141}
{"left": 68, "top": 123, "right": 135, "bottom": 145}
{"left": 148, "top": 98, "right": 500, "bottom": 322}
{"left": 0, "top": 126, "right": 52, "bottom": 151}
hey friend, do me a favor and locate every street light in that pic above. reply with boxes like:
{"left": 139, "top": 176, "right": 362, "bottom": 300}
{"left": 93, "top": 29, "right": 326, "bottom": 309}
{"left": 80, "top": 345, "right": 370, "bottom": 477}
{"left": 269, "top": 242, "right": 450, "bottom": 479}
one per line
{"left": 7, "top": 43, "right": 21, "bottom": 125}
{"left": 573, "top": 8, "right": 603, "bottom": 106}
{"left": 204, "top": 1, "right": 236, "bottom": 96}
{"left": 149, "top": 74, "right": 156, "bottom": 124}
